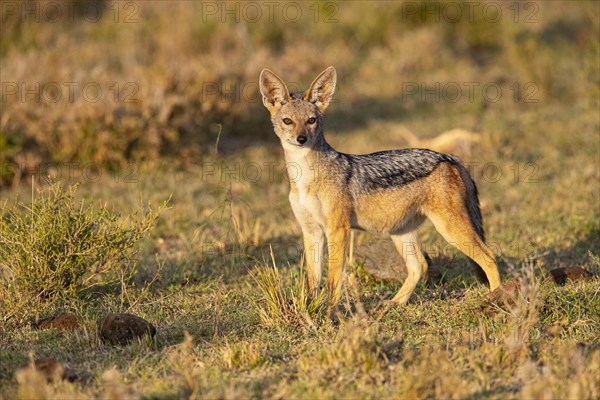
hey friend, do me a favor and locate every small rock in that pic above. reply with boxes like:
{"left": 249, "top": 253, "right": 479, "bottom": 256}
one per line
{"left": 549, "top": 267, "right": 593, "bottom": 285}
{"left": 488, "top": 280, "right": 521, "bottom": 307}
{"left": 362, "top": 262, "right": 403, "bottom": 282}
{"left": 98, "top": 313, "right": 156, "bottom": 346}
{"left": 33, "top": 313, "right": 81, "bottom": 331}
{"left": 15, "top": 358, "right": 75, "bottom": 383}
{"left": 362, "top": 252, "right": 443, "bottom": 285}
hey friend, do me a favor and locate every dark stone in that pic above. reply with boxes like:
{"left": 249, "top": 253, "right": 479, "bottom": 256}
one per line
{"left": 33, "top": 313, "right": 81, "bottom": 331}
{"left": 97, "top": 313, "right": 156, "bottom": 346}
{"left": 549, "top": 267, "right": 593, "bottom": 285}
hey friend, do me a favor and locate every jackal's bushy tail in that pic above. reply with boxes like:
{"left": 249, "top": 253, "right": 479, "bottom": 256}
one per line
{"left": 458, "top": 164, "right": 490, "bottom": 284}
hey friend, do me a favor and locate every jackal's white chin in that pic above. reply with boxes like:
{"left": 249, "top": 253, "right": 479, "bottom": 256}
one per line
{"left": 283, "top": 139, "right": 308, "bottom": 148}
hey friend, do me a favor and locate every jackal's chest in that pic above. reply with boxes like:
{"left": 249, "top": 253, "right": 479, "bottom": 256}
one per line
{"left": 288, "top": 186, "right": 328, "bottom": 227}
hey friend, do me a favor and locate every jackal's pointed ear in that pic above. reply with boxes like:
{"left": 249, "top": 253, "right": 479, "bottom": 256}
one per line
{"left": 259, "top": 69, "right": 290, "bottom": 113}
{"left": 304, "top": 66, "right": 337, "bottom": 112}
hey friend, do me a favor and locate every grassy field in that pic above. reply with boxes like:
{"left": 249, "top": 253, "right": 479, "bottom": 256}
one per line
{"left": 1, "top": 1, "right": 599, "bottom": 398}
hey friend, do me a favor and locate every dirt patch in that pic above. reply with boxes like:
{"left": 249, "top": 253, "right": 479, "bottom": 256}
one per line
{"left": 33, "top": 314, "right": 82, "bottom": 331}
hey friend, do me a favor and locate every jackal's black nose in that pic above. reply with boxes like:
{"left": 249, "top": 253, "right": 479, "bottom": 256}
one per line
{"left": 297, "top": 135, "right": 307, "bottom": 144}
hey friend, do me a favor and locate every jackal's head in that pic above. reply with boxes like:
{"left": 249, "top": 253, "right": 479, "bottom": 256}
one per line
{"left": 259, "top": 67, "right": 336, "bottom": 151}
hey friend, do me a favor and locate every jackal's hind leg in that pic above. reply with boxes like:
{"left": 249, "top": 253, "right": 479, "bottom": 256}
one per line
{"left": 427, "top": 213, "right": 501, "bottom": 291}
{"left": 391, "top": 232, "right": 428, "bottom": 305}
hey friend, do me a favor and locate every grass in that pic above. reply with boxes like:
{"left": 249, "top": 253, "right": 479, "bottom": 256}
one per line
{"left": 0, "top": 183, "right": 166, "bottom": 307}
{"left": 1, "top": 0, "right": 599, "bottom": 398}
{"left": 251, "top": 249, "right": 328, "bottom": 331}
{"left": 0, "top": 148, "right": 597, "bottom": 398}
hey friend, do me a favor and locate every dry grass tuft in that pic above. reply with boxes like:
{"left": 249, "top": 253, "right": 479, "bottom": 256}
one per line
{"left": 502, "top": 262, "right": 541, "bottom": 360}
{"left": 166, "top": 332, "right": 205, "bottom": 399}
{"left": 251, "top": 248, "right": 328, "bottom": 330}
{"left": 220, "top": 339, "right": 266, "bottom": 370}
{"left": 15, "top": 358, "right": 50, "bottom": 400}
{"left": 101, "top": 368, "right": 138, "bottom": 400}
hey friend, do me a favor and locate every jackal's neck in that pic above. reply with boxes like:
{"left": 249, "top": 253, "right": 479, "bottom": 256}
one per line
{"left": 282, "top": 135, "right": 337, "bottom": 186}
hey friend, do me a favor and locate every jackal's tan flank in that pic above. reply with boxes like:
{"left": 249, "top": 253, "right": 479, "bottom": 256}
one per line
{"left": 259, "top": 66, "right": 501, "bottom": 305}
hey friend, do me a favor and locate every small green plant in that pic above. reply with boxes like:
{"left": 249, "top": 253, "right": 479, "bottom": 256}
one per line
{"left": 251, "top": 247, "right": 328, "bottom": 330}
{"left": 0, "top": 183, "right": 166, "bottom": 303}
{"left": 589, "top": 250, "right": 600, "bottom": 271}
{"left": 220, "top": 339, "right": 266, "bottom": 370}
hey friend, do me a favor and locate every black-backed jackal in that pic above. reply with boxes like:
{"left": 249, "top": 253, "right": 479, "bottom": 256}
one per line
{"left": 259, "top": 66, "right": 501, "bottom": 306}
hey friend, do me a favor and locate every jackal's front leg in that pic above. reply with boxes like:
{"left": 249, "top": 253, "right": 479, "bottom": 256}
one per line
{"left": 290, "top": 194, "right": 326, "bottom": 296}
{"left": 301, "top": 227, "right": 325, "bottom": 296}
{"left": 325, "top": 221, "right": 350, "bottom": 306}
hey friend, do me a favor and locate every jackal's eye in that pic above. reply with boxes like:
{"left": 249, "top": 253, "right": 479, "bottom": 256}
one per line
{"left": 307, "top": 117, "right": 317, "bottom": 124}
{"left": 283, "top": 118, "right": 293, "bottom": 125}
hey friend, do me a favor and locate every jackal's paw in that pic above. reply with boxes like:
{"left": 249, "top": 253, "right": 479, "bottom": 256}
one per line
{"left": 326, "top": 304, "right": 345, "bottom": 325}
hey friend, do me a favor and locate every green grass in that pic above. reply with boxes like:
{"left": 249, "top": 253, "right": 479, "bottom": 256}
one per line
{"left": 0, "top": 183, "right": 167, "bottom": 307}
{"left": 1, "top": 1, "right": 599, "bottom": 398}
